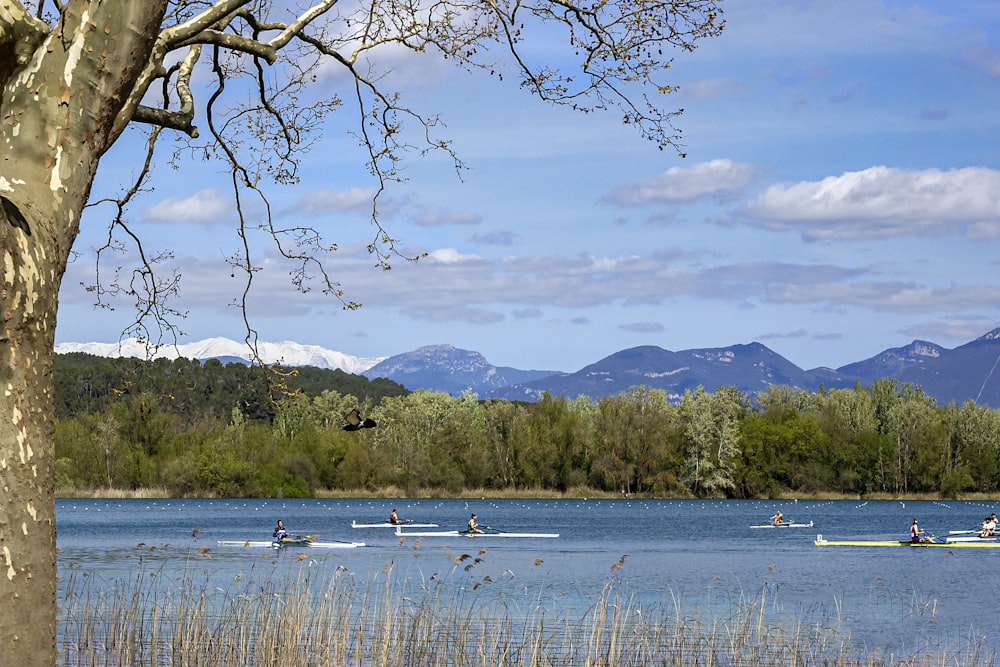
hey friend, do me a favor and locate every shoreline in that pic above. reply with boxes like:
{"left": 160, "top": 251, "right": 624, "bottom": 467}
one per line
{"left": 55, "top": 486, "right": 1000, "bottom": 502}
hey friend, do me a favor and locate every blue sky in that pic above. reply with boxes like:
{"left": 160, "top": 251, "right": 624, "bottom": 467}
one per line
{"left": 56, "top": 0, "right": 1000, "bottom": 373}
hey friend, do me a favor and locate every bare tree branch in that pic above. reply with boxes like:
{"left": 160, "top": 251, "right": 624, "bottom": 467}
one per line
{"left": 83, "top": 127, "right": 188, "bottom": 352}
{"left": 28, "top": 0, "right": 723, "bottom": 353}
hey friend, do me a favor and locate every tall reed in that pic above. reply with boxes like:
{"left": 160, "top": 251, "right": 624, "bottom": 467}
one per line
{"left": 59, "top": 552, "right": 995, "bottom": 667}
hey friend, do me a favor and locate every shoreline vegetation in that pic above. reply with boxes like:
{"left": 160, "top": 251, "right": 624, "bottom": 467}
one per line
{"left": 54, "top": 355, "right": 1000, "bottom": 500}
{"left": 55, "top": 486, "right": 1000, "bottom": 501}
{"left": 60, "top": 555, "right": 995, "bottom": 666}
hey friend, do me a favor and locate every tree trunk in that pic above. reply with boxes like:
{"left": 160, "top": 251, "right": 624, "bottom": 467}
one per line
{"left": 1, "top": 2, "right": 169, "bottom": 663}
{"left": 1, "top": 218, "right": 60, "bottom": 662}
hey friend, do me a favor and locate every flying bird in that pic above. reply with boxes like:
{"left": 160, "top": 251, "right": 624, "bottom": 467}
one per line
{"left": 342, "top": 408, "right": 377, "bottom": 431}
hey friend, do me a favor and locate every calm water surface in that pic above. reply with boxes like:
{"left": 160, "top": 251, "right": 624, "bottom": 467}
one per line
{"left": 57, "top": 498, "right": 1000, "bottom": 658}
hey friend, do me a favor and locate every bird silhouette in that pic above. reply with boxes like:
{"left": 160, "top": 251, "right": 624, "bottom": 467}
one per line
{"left": 341, "top": 408, "right": 377, "bottom": 431}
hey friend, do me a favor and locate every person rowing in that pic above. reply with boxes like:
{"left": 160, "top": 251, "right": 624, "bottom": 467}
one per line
{"left": 770, "top": 510, "right": 783, "bottom": 525}
{"left": 389, "top": 508, "right": 403, "bottom": 525}
{"left": 980, "top": 514, "right": 997, "bottom": 538}
{"left": 467, "top": 513, "right": 484, "bottom": 534}
{"left": 910, "top": 518, "right": 932, "bottom": 543}
{"left": 273, "top": 519, "right": 290, "bottom": 542}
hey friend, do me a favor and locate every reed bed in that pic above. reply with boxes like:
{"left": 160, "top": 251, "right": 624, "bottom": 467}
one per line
{"left": 59, "top": 555, "right": 995, "bottom": 667}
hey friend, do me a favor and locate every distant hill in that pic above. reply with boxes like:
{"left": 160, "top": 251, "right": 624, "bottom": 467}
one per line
{"left": 485, "top": 342, "right": 858, "bottom": 402}
{"left": 363, "top": 344, "right": 559, "bottom": 396}
{"left": 57, "top": 327, "right": 1000, "bottom": 408}
{"left": 896, "top": 330, "right": 1000, "bottom": 407}
{"left": 836, "top": 340, "right": 945, "bottom": 382}
{"left": 487, "top": 329, "right": 1000, "bottom": 408}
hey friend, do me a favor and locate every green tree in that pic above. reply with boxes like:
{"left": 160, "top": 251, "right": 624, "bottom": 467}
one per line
{"left": 881, "top": 385, "right": 940, "bottom": 494}
{"left": 480, "top": 399, "right": 523, "bottom": 489}
{"left": 517, "top": 393, "right": 588, "bottom": 490}
{"left": 591, "top": 387, "right": 675, "bottom": 495}
{"left": 946, "top": 401, "right": 1000, "bottom": 492}
{"left": 54, "top": 414, "right": 107, "bottom": 489}
{"left": 679, "top": 386, "right": 747, "bottom": 497}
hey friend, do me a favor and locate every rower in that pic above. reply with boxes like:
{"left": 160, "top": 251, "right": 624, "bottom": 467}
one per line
{"left": 467, "top": 513, "right": 484, "bottom": 534}
{"left": 981, "top": 515, "right": 996, "bottom": 538}
{"left": 273, "top": 519, "right": 289, "bottom": 542}
{"left": 389, "top": 509, "right": 402, "bottom": 525}
{"left": 910, "top": 518, "right": 931, "bottom": 543}
{"left": 770, "top": 510, "right": 783, "bottom": 525}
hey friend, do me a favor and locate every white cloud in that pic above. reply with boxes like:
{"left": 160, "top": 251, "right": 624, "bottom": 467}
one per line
{"left": 745, "top": 166, "right": 1000, "bottom": 240}
{"left": 144, "top": 189, "right": 232, "bottom": 224}
{"left": 428, "top": 248, "right": 480, "bottom": 263}
{"left": 603, "top": 159, "right": 755, "bottom": 205}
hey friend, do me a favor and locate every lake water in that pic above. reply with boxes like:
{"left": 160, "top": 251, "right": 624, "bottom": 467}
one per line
{"left": 57, "top": 497, "right": 1000, "bottom": 661}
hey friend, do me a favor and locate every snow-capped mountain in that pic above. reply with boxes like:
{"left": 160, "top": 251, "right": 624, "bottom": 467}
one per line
{"left": 53, "top": 336, "right": 386, "bottom": 375}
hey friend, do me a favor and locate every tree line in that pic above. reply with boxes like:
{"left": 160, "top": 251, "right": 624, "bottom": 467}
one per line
{"left": 54, "top": 354, "right": 1000, "bottom": 498}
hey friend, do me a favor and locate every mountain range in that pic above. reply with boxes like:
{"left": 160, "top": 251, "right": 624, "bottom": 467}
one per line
{"left": 55, "top": 327, "right": 1000, "bottom": 408}
{"left": 53, "top": 336, "right": 385, "bottom": 375}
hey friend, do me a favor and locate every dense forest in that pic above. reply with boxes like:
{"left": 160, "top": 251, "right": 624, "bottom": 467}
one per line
{"left": 53, "top": 354, "right": 1000, "bottom": 498}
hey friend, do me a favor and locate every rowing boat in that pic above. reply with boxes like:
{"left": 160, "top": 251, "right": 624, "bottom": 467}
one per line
{"left": 351, "top": 520, "right": 440, "bottom": 528}
{"left": 394, "top": 527, "right": 558, "bottom": 538}
{"left": 947, "top": 529, "right": 997, "bottom": 538}
{"left": 217, "top": 539, "right": 366, "bottom": 549}
{"left": 750, "top": 521, "right": 813, "bottom": 529}
{"left": 942, "top": 534, "right": 999, "bottom": 543}
{"left": 814, "top": 534, "right": 1000, "bottom": 548}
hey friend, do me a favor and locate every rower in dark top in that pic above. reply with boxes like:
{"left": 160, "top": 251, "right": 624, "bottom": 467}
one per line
{"left": 910, "top": 518, "right": 931, "bottom": 543}
{"left": 467, "top": 513, "right": 484, "bottom": 534}
{"left": 389, "top": 509, "right": 402, "bottom": 525}
{"left": 274, "top": 519, "right": 289, "bottom": 541}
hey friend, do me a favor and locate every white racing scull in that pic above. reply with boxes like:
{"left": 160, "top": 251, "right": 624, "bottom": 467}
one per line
{"left": 352, "top": 520, "right": 440, "bottom": 528}
{"left": 750, "top": 520, "right": 814, "bottom": 529}
{"left": 394, "top": 526, "right": 558, "bottom": 538}
{"left": 217, "top": 539, "right": 365, "bottom": 549}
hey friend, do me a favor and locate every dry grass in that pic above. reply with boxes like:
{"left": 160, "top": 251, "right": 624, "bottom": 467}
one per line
{"left": 58, "top": 555, "right": 995, "bottom": 667}
{"left": 57, "top": 486, "right": 176, "bottom": 499}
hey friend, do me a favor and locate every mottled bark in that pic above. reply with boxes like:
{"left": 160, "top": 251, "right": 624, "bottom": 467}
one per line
{"left": 1, "top": 1, "right": 169, "bottom": 663}
{"left": 1, "top": 208, "right": 59, "bottom": 661}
